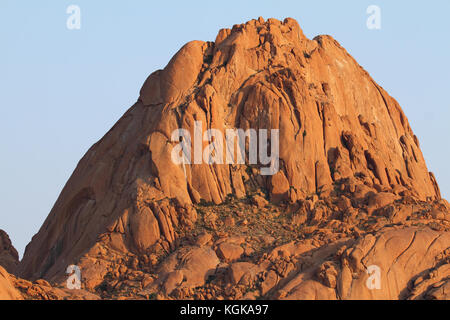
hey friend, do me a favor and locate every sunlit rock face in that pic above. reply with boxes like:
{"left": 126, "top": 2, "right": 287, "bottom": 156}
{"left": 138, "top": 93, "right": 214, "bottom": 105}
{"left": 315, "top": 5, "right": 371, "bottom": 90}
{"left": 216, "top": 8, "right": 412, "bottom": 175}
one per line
{"left": 15, "top": 18, "right": 448, "bottom": 301}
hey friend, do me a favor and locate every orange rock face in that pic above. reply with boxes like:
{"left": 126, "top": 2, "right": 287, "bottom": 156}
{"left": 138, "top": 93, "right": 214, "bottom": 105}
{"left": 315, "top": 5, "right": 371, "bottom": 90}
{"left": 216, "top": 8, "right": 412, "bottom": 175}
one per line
{"left": 274, "top": 228, "right": 450, "bottom": 300}
{"left": 0, "top": 266, "right": 22, "bottom": 300}
{"left": 15, "top": 17, "right": 448, "bottom": 300}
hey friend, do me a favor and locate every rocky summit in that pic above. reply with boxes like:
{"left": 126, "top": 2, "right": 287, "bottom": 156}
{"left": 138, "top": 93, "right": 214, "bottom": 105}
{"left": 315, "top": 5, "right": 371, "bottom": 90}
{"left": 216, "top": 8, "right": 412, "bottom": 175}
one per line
{"left": 2, "top": 17, "right": 449, "bottom": 300}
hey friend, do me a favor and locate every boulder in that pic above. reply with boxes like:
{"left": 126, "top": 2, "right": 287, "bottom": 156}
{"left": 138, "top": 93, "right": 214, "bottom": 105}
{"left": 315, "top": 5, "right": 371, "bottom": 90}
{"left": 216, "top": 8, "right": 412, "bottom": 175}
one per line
{"left": 216, "top": 243, "right": 244, "bottom": 262}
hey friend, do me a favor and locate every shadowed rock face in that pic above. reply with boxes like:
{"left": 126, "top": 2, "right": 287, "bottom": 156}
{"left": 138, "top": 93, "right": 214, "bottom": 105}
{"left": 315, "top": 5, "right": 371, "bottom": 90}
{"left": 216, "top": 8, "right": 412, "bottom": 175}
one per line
{"left": 0, "top": 230, "right": 19, "bottom": 274}
{"left": 16, "top": 17, "right": 447, "bottom": 300}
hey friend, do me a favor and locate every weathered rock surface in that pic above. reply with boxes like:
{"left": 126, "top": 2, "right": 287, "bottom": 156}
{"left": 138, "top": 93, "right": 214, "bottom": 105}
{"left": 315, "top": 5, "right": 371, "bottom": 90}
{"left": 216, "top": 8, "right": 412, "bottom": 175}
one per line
{"left": 0, "top": 266, "right": 22, "bottom": 300}
{"left": 273, "top": 227, "right": 450, "bottom": 300}
{"left": 0, "top": 230, "right": 19, "bottom": 274}
{"left": 14, "top": 17, "right": 448, "bottom": 300}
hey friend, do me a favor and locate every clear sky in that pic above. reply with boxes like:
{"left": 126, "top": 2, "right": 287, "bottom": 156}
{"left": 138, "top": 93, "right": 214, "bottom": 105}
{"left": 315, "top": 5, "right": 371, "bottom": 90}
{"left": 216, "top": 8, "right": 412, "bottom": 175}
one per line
{"left": 1, "top": 0, "right": 449, "bottom": 257}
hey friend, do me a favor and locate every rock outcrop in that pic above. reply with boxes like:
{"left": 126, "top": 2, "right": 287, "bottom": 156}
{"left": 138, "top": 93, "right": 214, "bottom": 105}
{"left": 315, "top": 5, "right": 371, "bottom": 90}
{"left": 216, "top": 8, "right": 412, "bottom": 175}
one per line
{"left": 273, "top": 227, "right": 450, "bottom": 300}
{"left": 0, "top": 265, "right": 100, "bottom": 300}
{"left": 0, "top": 230, "right": 19, "bottom": 274}
{"left": 15, "top": 17, "right": 448, "bottom": 300}
{"left": 0, "top": 266, "right": 22, "bottom": 300}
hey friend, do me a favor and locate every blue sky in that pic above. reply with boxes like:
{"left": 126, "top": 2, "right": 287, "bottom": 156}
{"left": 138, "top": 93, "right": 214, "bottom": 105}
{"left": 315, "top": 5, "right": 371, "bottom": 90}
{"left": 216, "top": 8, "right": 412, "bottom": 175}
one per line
{"left": 1, "top": 0, "right": 449, "bottom": 257}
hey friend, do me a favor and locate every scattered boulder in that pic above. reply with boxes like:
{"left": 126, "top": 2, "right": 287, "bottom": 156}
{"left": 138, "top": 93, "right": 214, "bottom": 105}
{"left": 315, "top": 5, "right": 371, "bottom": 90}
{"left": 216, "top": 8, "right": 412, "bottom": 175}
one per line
{"left": 160, "top": 246, "right": 220, "bottom": 295}
{"left": 228, "top": 262, "right": 260, "bottom": 285}
{"left": 252, "top": 195, "right": 269, "bottom": 208}
{"left": 195, "top": 232, "right": 212, "bottom": 246}
{"left": 367, "top": 192, "right": 399, "bottom": 210}
{"left": 270, "top": 172, "right": 290, "bottom": 203}
{"left": 216, "top": 243, "right": 244, "bottom": 262}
